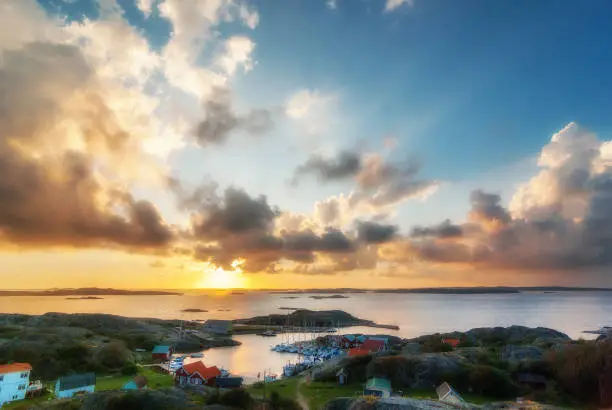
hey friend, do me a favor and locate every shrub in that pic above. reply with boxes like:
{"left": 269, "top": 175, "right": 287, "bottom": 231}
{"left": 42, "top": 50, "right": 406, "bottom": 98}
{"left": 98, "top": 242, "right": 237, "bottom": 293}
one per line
{"left": 468, "top": 365, "right": 518, "bottom": 398}
{"left": 269, "top": 391, "right": 300, "bottom": 410}
{"left": 96, "top": 341, "right": 133, "bottom": 369}
{"left": 220, "top": 388, "right": 254, "bottom": 409}
{"left": 121, "top": 362, "right": 139, "bottom": 375}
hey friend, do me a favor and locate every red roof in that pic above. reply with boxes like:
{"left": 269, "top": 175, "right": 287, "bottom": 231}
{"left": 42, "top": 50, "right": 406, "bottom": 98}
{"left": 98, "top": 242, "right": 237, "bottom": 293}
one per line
{"left": 348, "top": 348, "right": 370, "bottom": 357}
{"left": 0, "top": 363, "right": 32, "bottom": 374}
{"left": 361, "top": 339, "right": 385, "bottom": 352}
{"left": 182, "top": 362, "right": 221, "bottom": 379}
{"left": 442, "top": 338, "right": 460, "bottom": 347}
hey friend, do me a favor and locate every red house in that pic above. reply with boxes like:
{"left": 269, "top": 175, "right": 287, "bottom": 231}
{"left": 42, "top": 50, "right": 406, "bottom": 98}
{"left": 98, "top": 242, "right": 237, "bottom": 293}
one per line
{"left": 175, "top": 361, "right": 221, "bottom": 387}
{"left": 442, "top": 338, "right": 460, "bottom": 348}
{"left": 360, "top": 339, "right": 386, "bottom": 353}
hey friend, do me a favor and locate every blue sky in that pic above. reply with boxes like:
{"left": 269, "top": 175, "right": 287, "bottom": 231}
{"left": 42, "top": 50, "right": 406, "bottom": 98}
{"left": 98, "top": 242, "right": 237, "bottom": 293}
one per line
{"left": 3, "top": 0, "right": 612, "bottom": 288}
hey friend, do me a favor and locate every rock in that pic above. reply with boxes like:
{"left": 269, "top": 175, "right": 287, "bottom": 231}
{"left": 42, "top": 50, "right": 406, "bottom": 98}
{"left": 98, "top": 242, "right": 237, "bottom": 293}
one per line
{"left": 501, "top": 345, "right": 543, "bottom": 361}
{"left": 324, "top": 397, "right": 356, "bottom": 410}
{"left": 401, "top": 343, "right": 421, "bottom": 355}
{"left": 465, "top": 326, "right": 570, "bottom": 345}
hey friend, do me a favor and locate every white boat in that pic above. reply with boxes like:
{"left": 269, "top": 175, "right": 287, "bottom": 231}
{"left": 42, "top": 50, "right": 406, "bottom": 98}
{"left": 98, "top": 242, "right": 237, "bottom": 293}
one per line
{"left": 190, "top": 353, "right": 204, "bottom": 358}
{"left": 264, "top": 374, "right": 278, "bottom": 382}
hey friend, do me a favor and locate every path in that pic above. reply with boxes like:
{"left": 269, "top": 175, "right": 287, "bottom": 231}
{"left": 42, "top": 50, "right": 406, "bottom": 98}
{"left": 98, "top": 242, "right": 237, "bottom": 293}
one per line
{"left": 296, "top": 377, "right": 309, "bottom": 410}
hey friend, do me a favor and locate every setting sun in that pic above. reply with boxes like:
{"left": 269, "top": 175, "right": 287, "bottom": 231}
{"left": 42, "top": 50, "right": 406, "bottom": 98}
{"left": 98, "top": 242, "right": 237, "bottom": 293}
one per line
{"left": 199, "top": 260, "right": 249, "bottom": 289}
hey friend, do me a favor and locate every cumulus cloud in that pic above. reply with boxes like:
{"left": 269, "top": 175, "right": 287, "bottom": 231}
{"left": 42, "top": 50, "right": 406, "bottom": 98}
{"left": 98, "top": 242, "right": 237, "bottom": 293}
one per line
{"left": 326, "top": 0, "right": 338, "bottom": 10}
{"left": 356, "top": 221, "right": 398, "bottom": 244}
{"left": 381, "top": 123, "right": 612, "bottom": 272}
{"left": 293, "top": 151, "right": 362, "bottom": 184}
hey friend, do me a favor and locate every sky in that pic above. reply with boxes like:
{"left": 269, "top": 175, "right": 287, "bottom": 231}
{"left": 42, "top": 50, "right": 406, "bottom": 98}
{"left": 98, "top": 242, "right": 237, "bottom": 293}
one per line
{"left": 2, "top": 0, "right": 612, "bottom": 289}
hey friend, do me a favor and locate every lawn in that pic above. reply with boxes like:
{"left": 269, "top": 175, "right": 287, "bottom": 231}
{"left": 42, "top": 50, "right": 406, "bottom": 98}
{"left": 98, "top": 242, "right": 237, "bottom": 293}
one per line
{"left": 301, "top": 381, "right": 364, "bottom": 409}
{"left": 96, "top": 367, "right": 174, "bottom": 391}
{"left": 247, "top": 377, "right": 300, "bottom": 401}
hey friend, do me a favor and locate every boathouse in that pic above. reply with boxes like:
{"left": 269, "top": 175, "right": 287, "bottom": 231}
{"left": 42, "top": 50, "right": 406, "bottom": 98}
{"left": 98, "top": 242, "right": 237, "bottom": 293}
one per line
{"left": 360, "top": 339, "right": 386, "bottom": 353}
{"left": 152, "top": 345, "right": 173, "bottom": 361}
{"left": 436, "top": 382, "right": 465, "bottom": 406}
{"left": 175, "top": 362, "right": 221, "bottom": 387}
{"left": 122, "top": 376, "right": 148, "bottom": 390}
{"left": 441, "top": 338, "right": 460, "bottom": 348}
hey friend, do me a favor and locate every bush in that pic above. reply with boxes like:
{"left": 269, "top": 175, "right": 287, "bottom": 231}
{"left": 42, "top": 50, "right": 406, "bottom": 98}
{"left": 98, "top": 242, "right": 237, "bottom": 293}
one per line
{"left": 96, "top": 341, "right": 133, "bottom": 370}
{"left": 219, "top": 388, "right": 254, "bottom": 409}
{"left": 269, "top": 391, "right": 301, "bottom": 410}
{"left": 121, "top": 363, "right": 139, "bottom": 375}
{"left": 468, "top": 365, "right": 518, "bottom": 398}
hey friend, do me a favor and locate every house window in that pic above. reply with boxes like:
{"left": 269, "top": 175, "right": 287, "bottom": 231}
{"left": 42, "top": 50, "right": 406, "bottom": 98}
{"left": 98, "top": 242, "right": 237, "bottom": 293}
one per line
{"left": 18, "top": 384, "right": 26, "bottom": 390}
{"left": 0, "top": 375, "right": 4, "bottom": 382}
{"left": 21, "top": 372, "right": 28, "bottom": 378}
{"left": 13, "top": 395, "right": 18, "bottom": 400}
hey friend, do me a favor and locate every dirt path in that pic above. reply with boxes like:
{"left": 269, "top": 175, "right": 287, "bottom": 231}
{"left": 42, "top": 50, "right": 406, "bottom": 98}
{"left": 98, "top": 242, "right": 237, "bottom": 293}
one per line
{"left": 296, "top": 377, "right": 310, "bottom": 410}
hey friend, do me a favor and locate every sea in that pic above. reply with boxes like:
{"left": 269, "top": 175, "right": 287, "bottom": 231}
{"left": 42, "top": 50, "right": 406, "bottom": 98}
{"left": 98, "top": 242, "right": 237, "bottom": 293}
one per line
{"left": 2, "top": 290, "right": 611, "bottom": 381}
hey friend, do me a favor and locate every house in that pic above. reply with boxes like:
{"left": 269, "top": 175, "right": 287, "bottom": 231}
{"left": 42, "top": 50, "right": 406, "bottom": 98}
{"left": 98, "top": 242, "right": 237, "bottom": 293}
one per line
{"left": 436, "top": 382, "right": 465, "bottom": 406}
{"left": 0, "top": 362, "right": 32, "bottom": 405}
{"left": 175, "top": 361, "right": 221, "bottom": 387}
{"left": 367, "top": 336, "right": 389, "bottom": 347}
{"left": 152, "top": 345, "right": 173, "bottom": 361}
{"left": 342, "top": 335, "right": 357, "bottom": 348}
{"left": 363, "top": 377, "right": 391, "bottom": 398}
{"left": 336, "top": 368, "right": 348, "bottom": 385}
{"left": 517, "top": 373, "right": 547, "bottom": 390}
{"left": 55, "top": 373, "right": 96, "bottom": 398}
{"left": 442, "top": 338, "right": 460, "bottom": 348}
{"left": 203, "top": 320, "right": 233, "bottom": 335}
{"left": 122, "top": 375, "right": 148, "bottom": 390}
{"left": 360, "top": 339, "right": 386, "bottom": 353}
{"left": 348, "top": 348, "right": 370, "bottom": 357}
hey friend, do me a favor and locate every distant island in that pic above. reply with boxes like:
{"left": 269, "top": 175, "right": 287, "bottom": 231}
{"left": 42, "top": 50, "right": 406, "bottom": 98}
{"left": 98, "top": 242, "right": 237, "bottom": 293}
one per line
{"left": 309, "top": 294, "right": 349, "bottom": 299}
{"left": 265, "top": 286, "right": 612, "bottom": 295}
{"left": 65, "top": 296, "right": 104, "bottom": 300}
{"left": 0, "top": 288, "right": 183, "bottom": 296}
{"left": 181, "top": 308, "right": 208, "bottom": 313}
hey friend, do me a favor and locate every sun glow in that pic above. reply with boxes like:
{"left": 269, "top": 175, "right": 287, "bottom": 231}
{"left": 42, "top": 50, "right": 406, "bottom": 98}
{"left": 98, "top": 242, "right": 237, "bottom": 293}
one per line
{"left": 199, "top": 259, "right": 249, "bottom": 289}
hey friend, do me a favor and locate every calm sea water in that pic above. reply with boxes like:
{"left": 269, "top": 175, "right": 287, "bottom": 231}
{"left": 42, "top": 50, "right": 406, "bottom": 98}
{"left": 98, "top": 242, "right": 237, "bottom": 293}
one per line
{"left": 2, "top": 291, "right": 610, "bottom": 380}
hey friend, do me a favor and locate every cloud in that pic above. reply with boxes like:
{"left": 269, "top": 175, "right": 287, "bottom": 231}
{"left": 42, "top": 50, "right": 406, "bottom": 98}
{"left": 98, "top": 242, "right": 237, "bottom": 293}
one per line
{"left": 326, "top": 0, "right": 338, "bottom": 10}
{"left": 194, "top": 87, "right": 275, "bottom": 145}
{"left": 293, "top": 151, "right": 362, "bottom": 184}
{"left": 356, "top": 221, "right": 398, "bottom": 244}
{"left": 216, "top": 36, "right": 256, "bottom": 76}
{"left": 0, "top": 41, "right": 174, "bottom": 250}
{"left": 149, "top": 260, "right": 166, "bottom": 268}
{"left": 381, "top": 123, "right": 612, "bottom": 272}
{"left": 384, "top": 0, "right": 414, "bottom": 12}
{"left": 136, "top": 0, "right": 155, "bottom": 18}
{"left": 411, "top": 220, "right": 463, "bottom": 239}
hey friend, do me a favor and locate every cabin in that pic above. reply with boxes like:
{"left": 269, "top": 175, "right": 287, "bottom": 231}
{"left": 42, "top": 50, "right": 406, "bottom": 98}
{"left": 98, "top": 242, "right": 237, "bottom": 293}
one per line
{"left": 360, "top": 339, "right": 386, "bottom": 353}
{"left": 442, "top": 338, "right": 460, "bottom": 348}
{"left": 55, "top": 373, "right": 96, "bottom": 398}
{"left": 367, "top": 336, "right": 390, "bottom": 347}
{"left": 152, "top": 345, "right": 173, "bottom": 361}
{"left": 203, "top": 320, "right": 233, "bottom": 335}
{"left": 363, "top": 377, "right": 391, "bottom": 398}
{"left": 348, "top": 348, "right": 370, "bottom": 357}
{"left": 175, "top": 361, "right": 221, "bottom": 387}
{"left": 0, "top": 362, "right": 32, "bottom": 405}
{"left": 336, "top": 368, "right": 348, "bottom": 385}
{"left": 436, "top": 382, "right": 465, "bottom": 406}
{"left": 122, "top": 375, "right": 148, "bottom": 390}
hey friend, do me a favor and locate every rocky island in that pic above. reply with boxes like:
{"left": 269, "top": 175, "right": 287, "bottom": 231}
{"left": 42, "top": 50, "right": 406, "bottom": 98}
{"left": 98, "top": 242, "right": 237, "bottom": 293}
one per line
{"left": 65, "top": 296, "right": 104, "bottom": 300}
{"left": 180, "top": 308, "right": 208, "bottom": 312}
{"left": 309, "top": 294, "right": 349, "bottom": 299}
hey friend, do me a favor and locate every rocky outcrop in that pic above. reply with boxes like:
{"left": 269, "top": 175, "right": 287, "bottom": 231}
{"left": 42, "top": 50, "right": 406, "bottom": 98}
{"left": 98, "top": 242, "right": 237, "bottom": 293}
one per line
{"left": 465, "top": 326, "right": 570, "bottom": 345}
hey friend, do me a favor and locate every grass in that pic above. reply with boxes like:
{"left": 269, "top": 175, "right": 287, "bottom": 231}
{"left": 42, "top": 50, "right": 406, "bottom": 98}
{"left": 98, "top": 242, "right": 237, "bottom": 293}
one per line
{"left": 247, "top": 377, "right": 300, "bottom": 401}
{"left": 96, "top": 367, "right": 174, "bottom": 391}
{"left": 3, "top": 392, "right": 53, "bottom": 409}
{"left": 301, "top": 381, "right": 364, "bottom": 409}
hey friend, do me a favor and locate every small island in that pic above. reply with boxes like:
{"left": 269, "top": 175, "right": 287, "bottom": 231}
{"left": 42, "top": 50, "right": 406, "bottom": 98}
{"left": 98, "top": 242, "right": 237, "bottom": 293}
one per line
{"left": 309, "top": 294, "right": 349, "bottom": 299}
{"left": 65, "top": 296, "right": 104, "bottom": 300}
{"left": 279, "top": 307, "right": 298, "bottom": 310}
{"left": 281, "top": 296, "right": 300, "bottom": 299}
{"left": 180, "top": 308, "right": 208, "bottom": 313}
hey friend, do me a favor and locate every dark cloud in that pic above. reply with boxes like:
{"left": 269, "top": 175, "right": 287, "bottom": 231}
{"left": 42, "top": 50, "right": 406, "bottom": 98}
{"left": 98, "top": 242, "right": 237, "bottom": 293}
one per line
{"left": 293, "top": 151, "right": 362, "bottom": 184}
{"left": 195, "top": 87, "right": 274, "bottom": 145}
{"left": 0, "top": 42, "right": 174, "bottom": 251}
{"left": 468, "top": 190, "right": 511, "bottom": 224}
{"left": 411, "top": 219, "right": 463, "bottom": 239}
{"left": 356, "top": 221, "right": 397, "bottom": 243}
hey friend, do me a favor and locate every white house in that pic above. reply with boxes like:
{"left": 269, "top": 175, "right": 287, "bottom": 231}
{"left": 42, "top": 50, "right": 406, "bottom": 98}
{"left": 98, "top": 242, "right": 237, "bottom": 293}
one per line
{"left": 0, "top": 362, "right": 32, "bottom": 406}
{"left": 55, "top": 373, "right": 96, "bottom": 398}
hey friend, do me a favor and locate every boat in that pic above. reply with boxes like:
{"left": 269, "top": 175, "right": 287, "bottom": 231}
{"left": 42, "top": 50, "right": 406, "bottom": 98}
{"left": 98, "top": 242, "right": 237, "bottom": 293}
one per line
{"left": 190, "top": 353, "right": 204, "bottom": 358}
{"left": 264, "top": 374, "right": 278, "bottom": 382}
{"left": 283, "top": 363, "right": 297, "bottom": 377}
{"left": 257, "top": 330, "right": 277, "bottom": 337}
{"left": 583, "top": 326, "right": 612, "bottom": 335}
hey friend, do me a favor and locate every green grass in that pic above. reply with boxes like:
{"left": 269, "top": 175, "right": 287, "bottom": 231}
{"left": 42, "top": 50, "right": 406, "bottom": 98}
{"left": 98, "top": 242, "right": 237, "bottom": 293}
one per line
{"left": 247, "top": 377, "right": 300, "bottom": 401}
{"left": 96, "top": 367, "right": 174, "bottom": 391}
{"left": 301, "top": 381, "right": 364, "bottom": 409}
{"left": 3, "top": 392, "right": 53, "bottom": 409}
